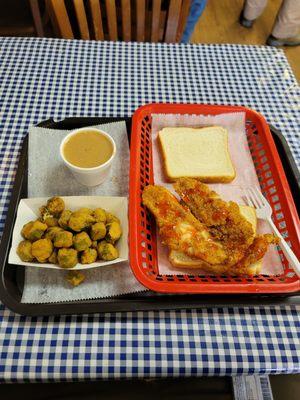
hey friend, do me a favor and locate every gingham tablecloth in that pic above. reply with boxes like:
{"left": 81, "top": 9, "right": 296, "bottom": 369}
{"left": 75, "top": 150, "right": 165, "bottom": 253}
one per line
{"left": 0, "top": 37, "right": 299, "bottom": 382}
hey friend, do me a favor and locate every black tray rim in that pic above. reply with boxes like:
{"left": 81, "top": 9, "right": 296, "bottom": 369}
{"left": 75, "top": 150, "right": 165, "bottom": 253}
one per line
{"left": 0, "top": 117, "right": 299, "bottom": 316}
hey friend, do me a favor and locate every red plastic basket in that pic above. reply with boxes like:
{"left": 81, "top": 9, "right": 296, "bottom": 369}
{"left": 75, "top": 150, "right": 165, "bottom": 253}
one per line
{"left": 129, "top": 103, "right": 300, "bottom": 294}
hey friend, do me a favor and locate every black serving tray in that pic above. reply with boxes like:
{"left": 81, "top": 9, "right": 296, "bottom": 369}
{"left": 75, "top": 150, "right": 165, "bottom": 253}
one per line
{"left": 0, "top": 117, "right": 299, "bottom": 316}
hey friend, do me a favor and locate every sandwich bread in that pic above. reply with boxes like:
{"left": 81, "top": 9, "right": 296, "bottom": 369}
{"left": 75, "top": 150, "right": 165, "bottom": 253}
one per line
{"left": 158, "top": 126, "right": 235, "bottom": 183}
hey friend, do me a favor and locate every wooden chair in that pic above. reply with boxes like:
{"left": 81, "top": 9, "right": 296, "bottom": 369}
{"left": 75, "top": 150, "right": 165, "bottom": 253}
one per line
{"left": 46, "top": 0, "right": 191, "bottom": 43}
{"left": 0, "top": 0, "right": 46, "bottom": 37}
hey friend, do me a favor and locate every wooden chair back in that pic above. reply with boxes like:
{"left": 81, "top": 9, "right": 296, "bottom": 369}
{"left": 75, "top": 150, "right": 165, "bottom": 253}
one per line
{"left": 47, "top": 0, "right": 191, "bottom": 42}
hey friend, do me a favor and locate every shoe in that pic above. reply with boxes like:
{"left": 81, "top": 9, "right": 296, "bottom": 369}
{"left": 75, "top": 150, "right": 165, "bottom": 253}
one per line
{"left": 267, "top": 34, "right": 300, "bottom": 47}
{"left": 239, "top": 11, "right": 254, "bottom": 28}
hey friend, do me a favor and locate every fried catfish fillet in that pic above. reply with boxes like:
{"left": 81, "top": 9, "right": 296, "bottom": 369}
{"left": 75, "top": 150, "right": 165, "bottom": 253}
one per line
{"left": 142, "top": 185, "right": 227, "bottom": 265}
{"left": 170, "top": 234, "right": 279, "bottom": 276}
{"left": 231, "top": 234, "right": 279, "bottom": 275}
{"left": 174, "top": 178, "right": 255, "bottom": 266}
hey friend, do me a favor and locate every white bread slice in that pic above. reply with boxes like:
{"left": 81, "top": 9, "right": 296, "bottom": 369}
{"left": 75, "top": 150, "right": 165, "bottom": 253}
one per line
{"left": 169, "top": 205, "right": 262, "bottom": 275}
{"left": 158, "top": 126, "right": 235, "bottom": 182}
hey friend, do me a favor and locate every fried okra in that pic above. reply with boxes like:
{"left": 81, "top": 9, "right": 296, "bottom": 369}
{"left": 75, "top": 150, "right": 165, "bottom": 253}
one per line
{"left": 97, "top": 241, "right": 119, "bottom": 261}
{"left": 73, "top": 232, "right": 92, "bottom": 251}
{"left": 93, "top": 208, "right": 106, "bottom": 223}
{"left": 48, "top": 249, "right": 58, "bottom": 264}
{"left": 46, "top": 196, "right": 65, "bottom": 217}
{"left": 58, "top": 210, "right": 72, "bottom": 229}
{"left": 65, "top": 271, "right": 85, "bottom": 286}
{"left": 105, "top": 212, "right": 120, "bottom": 224}
{"left": 17, "top": 197, "right": 123, "bottom": 273}
{"left": 57, "top": 248, "right": 78, "bottom": 268}
{"left": 44, "top": 217, "right": 58, "bottom": 227}
{"left": 21, "top": 220, "right": 47, "bottom": 242}
{"left": 68, "top": 211, "right": 95, "bottom": 232}
{"left": 39, "top": 206, "right": 59, "bottom": 227}
{"left": 53, "top": 230, "right": 73, "bottom": 248}
{"left": 31, "top": 238, "right": 53, "bottom": 263}
{"left": 81, "top": 248, "right": 97, "bottom": 264}
{"left": 17, "top": 240, "right": 34, "bottom": 262}
{"left": 77, "top": 207, "right": 93, "bottom": 215}
{"left": 90, "top": 222, "right": 106, "bottom": 241}
{"left": 106, "top": 221, "right": 122, "bottom": 243}
{"left": 45, "top": 226, "right": 63, "bottom": 241}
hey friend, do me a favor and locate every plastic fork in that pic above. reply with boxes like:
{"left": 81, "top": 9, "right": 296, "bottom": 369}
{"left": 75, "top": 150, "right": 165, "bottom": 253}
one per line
{"left": 243, "top": 187, "right": 300, "bottom": 277}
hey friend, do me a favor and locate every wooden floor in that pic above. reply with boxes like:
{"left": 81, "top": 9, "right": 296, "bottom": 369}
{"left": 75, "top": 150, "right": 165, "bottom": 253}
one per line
{"left": 191, "top": 0, "right": 300, "bottom": 82}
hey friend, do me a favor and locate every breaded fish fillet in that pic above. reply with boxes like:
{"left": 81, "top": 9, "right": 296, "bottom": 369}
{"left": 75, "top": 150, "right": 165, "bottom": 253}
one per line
{"left": 174, "top": 178, "right": 255, "bottom": 266}
{"left": 232, "top": 234, "right": 279, "bottom": 275}
{"left": 142, "top": 185, "right": 227, "bottom": 265}
{"left": 170, "top": 234, "right": 279, "bottom": 276}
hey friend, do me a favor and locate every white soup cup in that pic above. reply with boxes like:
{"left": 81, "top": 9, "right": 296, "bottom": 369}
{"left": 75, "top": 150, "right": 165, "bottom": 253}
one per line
{"left": 60, "top": 127, "right": 116, "bottom": 187}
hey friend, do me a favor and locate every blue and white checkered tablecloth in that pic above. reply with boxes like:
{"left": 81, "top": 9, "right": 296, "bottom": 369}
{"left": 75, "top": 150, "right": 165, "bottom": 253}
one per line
{"left": 0, "top": 37, "right": 299, "bottom": 382}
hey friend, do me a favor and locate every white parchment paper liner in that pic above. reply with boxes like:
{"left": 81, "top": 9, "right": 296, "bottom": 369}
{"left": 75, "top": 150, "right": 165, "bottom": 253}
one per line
{"left": 151, "top": 113, "right": 283, "bottom": 276}
{"left": 21, "top": 121, "right": 144, "bottom": 303}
